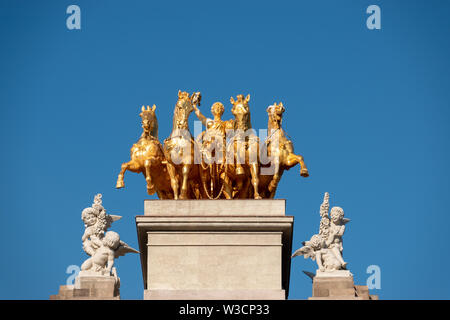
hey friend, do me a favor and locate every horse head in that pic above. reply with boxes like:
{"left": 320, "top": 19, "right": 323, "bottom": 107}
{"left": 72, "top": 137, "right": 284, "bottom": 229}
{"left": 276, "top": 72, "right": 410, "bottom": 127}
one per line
{"left": 230, "top": 94, "right": 251, "bottom": 130}
{"left": 140, "top": 104, "right": 158, "bottom": 138}
{"left": 173, "top": 90, "right": 201, "bottom": 130}
{"left": 267, "top": 102, "right": 285, "bottom": 130}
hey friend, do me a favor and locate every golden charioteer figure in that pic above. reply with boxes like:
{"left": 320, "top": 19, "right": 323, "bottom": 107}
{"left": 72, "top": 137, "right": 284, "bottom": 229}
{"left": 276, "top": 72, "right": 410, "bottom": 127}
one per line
{"left": 115, "top": 90, "right": 309, "bottom": 199}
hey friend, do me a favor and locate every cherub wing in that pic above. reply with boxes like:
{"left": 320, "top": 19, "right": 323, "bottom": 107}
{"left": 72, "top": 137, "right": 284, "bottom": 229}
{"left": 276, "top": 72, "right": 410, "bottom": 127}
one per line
{"left": 105, "top": 214, "right": 122, "bottom": 230}
{"left": 114, "top": 240, "right": 139, "bottom": 259}
{"left": 342, "top": 218, "right": 351, "bottom": 225}
{"left": 291, "top": 245, "right": 316, "bottom": 260}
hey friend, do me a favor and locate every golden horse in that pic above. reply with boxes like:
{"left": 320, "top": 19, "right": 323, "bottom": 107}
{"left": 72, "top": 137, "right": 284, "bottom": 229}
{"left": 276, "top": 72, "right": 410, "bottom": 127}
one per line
{"left": 223, "top": 94, "right": 262, "bottom": 199}
{"left": 163, "top": 91, "right": 203, "bottom": 199}
{"left": 259, "top": 102, "right": 309, "bottom": 198}
{"left": 115, "top": 105, "right": 174, "bottom": 198}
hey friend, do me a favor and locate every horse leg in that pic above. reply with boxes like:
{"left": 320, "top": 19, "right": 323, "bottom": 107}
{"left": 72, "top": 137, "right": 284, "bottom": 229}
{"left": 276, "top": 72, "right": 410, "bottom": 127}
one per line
{"left": 116, "top": 162, "right": 131, "bottom": 189}
{"left": 179, "top": 164, "right": 190, "bottom": 199}
{"left": 220, "top": 171, "right": 232, "bottom": 199}
{"left": 286, "top": 154, "right": 309, "bottom": 177}
{"left": 166, "top": 162, "right": 179, "bottom": 199}
{"left": 250, "top": 163, "right": 262, "bottom": 199}
{"left": 156, "top": 189, "right": 164, "bottom": 199}
{"left": 268, "top": 158, "right": 281, "bottom": 198}
{"left": 221, "top": 166, "right": 233, "bottom": 199}
{"left": 236, "top": 176, "right": 251, "bottom": 199}
{"left": 144, "top": 159, "right": 156, "bottom": 195}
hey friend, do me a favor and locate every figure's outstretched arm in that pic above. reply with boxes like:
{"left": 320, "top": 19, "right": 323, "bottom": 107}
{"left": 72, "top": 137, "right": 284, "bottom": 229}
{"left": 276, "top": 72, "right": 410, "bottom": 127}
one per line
{"left": 193, "top": 105, "right": 208, "bottom": 126}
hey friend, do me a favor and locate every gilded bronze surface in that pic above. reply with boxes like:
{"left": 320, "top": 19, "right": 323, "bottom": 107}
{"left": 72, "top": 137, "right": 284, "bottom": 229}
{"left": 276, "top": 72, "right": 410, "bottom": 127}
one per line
{"left": 116, "top": 105, "right": 174, "bottom": 198}
{"left": 259, "top": 102, "right": 309, "bottom": 198}
{"left": 116, "top": 91, "right": 308, "bottom": 199}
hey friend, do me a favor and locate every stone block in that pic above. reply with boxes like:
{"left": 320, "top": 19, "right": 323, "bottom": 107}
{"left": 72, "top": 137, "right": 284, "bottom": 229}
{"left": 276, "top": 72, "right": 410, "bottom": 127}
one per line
{"left": 308, "top": 296, "right": 365, "bottom": 300}
{"left": 355, "top": 285, "right": 370, "bottom": 299}
{"left": 136, "top": 200, "right": 293, "bottom": 300}
{"left": 144, "top": 199, "right": 286, "bottom": 216}
{"left": 316, "top": 269, "right": 353, "bottom": 278}
{"left": 50, "top": 274, "right": 120, "bottom": 300}
{"left": 329, "top": 287, "right": 357, "bottom": 296}
{"left": 144, "top": 289, "right": 286, "bottom": 300}
{"left": 312, "top": 276, "right": 355, "bottom": 295}
{"left": 147, "top": 231, "right": 281, "bottom": 290}
{"left": 309, "top": 275, "right": 377, "bottom": 300}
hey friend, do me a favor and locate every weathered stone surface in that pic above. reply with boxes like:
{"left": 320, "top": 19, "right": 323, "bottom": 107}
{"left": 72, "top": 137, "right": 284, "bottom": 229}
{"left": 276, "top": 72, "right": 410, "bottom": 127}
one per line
{"left": 309, "top": 275, "right": 377, "bottom": 300}
{"left": 136, "top": 200, "right": 293, "bottom": 300}
{"left": 355, "top": 285, "right": 370, "bottom": 299}
{"left": 144, "top": 199, "right": 286, "bottom": 216}
{"left": 144, "top": 289, "right": 285, "bottom": 300}
{"left": 50, "top": 275, "right": 120, "bottom": 300}
{"left": 316, "top": 270, "right": 353, "bottom": 278}
{"left": 147, "top": 231, "right": 282, "bottom": 290}
{"left": 309, "top": 296, "right": 366, "bottom": 300}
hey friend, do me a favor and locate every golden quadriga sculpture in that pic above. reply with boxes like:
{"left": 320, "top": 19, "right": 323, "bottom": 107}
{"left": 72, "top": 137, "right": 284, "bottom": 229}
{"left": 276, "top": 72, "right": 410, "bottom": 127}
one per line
{"left": 116, "top": 91, "right": 309, "bottom": 199}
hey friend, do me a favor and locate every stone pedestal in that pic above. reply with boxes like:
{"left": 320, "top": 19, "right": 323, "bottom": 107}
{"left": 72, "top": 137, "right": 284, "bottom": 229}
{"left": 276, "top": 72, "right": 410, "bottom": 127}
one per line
{"left": 136, "top": 199, "right": 293, "bottom": 300}
{"left": 50, "top": 272, "right": 120, "bottom": 300}
{"left": 308, "top": 271, "right": 378, "bottom": 300}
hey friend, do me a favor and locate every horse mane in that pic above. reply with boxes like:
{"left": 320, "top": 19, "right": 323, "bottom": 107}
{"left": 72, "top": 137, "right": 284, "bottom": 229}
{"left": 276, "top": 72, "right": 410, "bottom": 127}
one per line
{"left": 151, "top": 114, "right": 158, "bottom": 138}
{"left": 171, "top": 97, "right": 192, "bottom": 131}
{"left": 267, "top": 108, "right": 278, "bottom": 132}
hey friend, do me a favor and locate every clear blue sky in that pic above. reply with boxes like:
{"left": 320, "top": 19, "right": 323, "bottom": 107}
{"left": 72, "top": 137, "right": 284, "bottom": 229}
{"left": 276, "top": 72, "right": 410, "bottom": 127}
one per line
{"left": 1, "top": 0, "right": 449, "bottom": 300}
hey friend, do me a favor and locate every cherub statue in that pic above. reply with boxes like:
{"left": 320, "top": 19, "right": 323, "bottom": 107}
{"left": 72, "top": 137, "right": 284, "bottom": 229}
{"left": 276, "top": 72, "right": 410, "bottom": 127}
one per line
{"left": 292, "top": 192, "right": 350, "bottom": 273}
{"left": 81, "top": 194, "right": 121, "bottom": 256}
{"left": 326, "top": 206, "right": 348, "bottom": 269}
{"left": 79, "top": 194, "right": 138, "bottom": 276}
{"left": 293, "top": 234, "right": 342, "bottom": 272}
{"left": 81, "top": 231, "right": 139, "bottom": 276}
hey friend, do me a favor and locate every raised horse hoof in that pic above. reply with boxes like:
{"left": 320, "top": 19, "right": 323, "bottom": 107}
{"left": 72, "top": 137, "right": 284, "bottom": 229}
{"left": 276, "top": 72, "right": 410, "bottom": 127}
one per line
{"left": 116, "top": 181, "right": 124, "bottom": 189}
{"left": 147, "top": 183, "right": 156, "bottom": 195}
{"left": 300, "top": 169, "right": 309, "bottom": 178}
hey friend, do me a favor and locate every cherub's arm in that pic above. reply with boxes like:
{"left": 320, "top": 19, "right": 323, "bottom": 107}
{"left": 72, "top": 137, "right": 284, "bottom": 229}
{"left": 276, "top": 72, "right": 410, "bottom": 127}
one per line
{"left": 337, "top": 225, "right": 346, "bottom": 237}
{"left": 82, "top": 231, "right": 89, "bottom": 242}
{"left": 91, "top": 237, "right": 103, "bottom": 248}
{"left": 325, "top": 232, "right": 334, "bottom": 247}
{"left": 81, "top": 228, "right": 92, "bottom": 242}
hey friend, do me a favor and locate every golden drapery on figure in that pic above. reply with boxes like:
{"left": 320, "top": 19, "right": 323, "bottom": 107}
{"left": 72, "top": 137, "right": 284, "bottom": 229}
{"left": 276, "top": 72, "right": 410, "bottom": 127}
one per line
{"left": 116, "top": 91, "right": 309, "bottom": 199}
